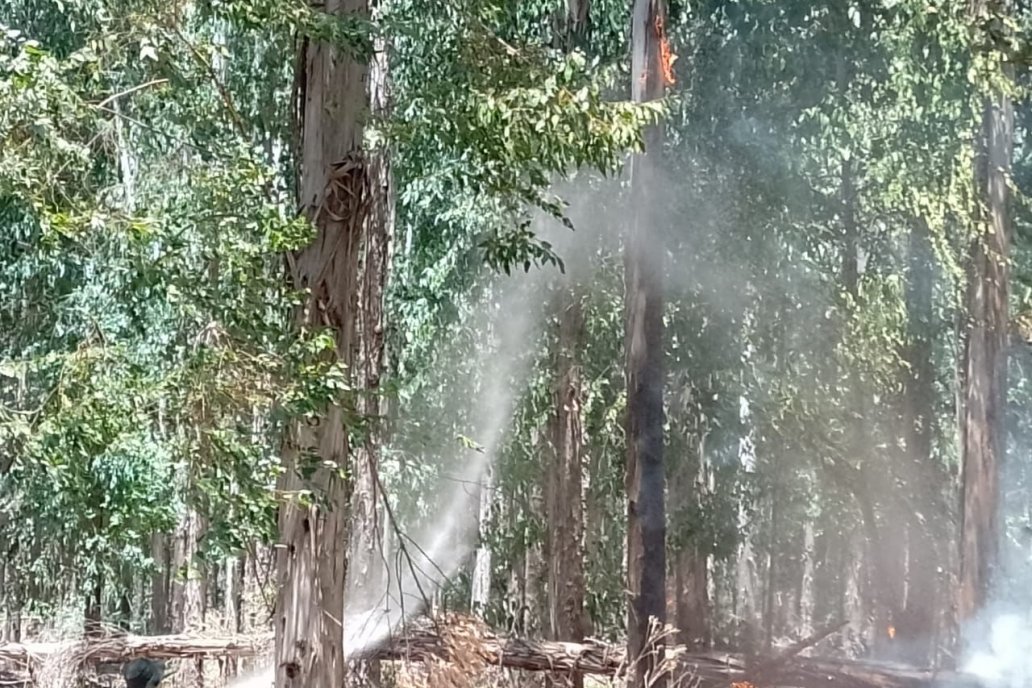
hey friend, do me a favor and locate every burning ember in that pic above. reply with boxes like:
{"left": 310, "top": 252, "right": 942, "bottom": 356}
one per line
{"left": 656, "top": 14, "right": 676, "bottom": 87}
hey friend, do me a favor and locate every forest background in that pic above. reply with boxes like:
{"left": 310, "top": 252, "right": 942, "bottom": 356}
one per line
{"left": 1, "top": 0, "right": 1031, "bottom": 687}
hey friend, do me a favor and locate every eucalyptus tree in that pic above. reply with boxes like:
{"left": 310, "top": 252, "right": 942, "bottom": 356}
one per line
{"left": 645, "top": 0, "right": 981, "bottom": 660}
{"left": 625, "top": 0, "right": 671, "bottom": 683}
{"left": 1, "top": 0, "right": 324, "bottom": 643}
{"left": 959, "top": 0, "right": 1016, "bottom": 623}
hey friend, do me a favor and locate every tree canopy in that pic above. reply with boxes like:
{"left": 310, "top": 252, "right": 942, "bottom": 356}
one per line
{"left": 1, "top": 0, "right": 1031, "bottom": 684}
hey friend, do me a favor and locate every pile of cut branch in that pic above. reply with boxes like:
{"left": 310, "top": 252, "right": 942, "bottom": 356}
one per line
{"left": 0, "top": 615, "right": 986, "bottom": 688}
{"left": 378, "top": 616, "right": 982, "bottom": 688}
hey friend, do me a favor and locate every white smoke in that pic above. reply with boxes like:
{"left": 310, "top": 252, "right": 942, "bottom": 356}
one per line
{"left": 339, "top": 269, "right": 545, "bottom": 657}
{"left": 963, "top": 613, "right": 1032, "bottom": 688}
{"left": 956, "top": 403, "right": 1032, "bottom": 688}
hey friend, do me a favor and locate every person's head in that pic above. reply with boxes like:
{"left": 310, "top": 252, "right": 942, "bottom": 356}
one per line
{"left": 123, "top": 658, "right": 165, "bottom": 688}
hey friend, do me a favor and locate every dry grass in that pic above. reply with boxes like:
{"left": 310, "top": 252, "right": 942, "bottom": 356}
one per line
{"left": 149, "top": 611, "right": 262, "bottom": 688}
{"left": 33, "top": 643, "right": 84, "bottom": 688}
{"left": 3, "top": 613, "right": 262, "bottom": 688}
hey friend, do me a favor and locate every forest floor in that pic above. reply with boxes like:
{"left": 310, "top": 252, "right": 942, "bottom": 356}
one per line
{"left": 0, "top": 614, "right": 980, "bottom": 688}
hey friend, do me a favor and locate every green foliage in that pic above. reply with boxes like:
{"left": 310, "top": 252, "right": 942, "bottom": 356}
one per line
{"left": 3, "top": 0, "right": 1028, "bottom": 656}
{"left": 0, "top": 0, "right": 661, "bottom": 629}
{"left": 386, "top": 0, "right": 661, "bottom": 278}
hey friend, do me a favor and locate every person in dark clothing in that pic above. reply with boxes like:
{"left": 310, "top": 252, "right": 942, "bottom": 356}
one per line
{"left": 122, "top": 658, "right": 165, "bottom": 688}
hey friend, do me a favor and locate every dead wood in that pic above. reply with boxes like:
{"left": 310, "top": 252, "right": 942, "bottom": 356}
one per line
{"left": 0, "top": 620, "right": 987, "bottom": 688}
{"left": 742, "top": 619, "right": 849, "bottom": 680}
{"left": 0, "top": 634, "right": 271, "bottom": 664}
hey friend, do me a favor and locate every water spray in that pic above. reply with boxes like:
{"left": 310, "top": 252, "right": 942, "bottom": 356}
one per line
{"left": 230, "top": 263, "right": 549, "bottom": 688}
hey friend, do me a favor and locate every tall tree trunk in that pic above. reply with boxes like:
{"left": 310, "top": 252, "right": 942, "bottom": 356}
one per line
{"left": 844, "top": 530, "right": 866, "bottom": 657}
{"left": 471, "top": 463, "right": 495, "bottom": 612}
{"left": 275, "top": 0, "right": 385, "bottom": 684}
{"left": 762, "top": 471, "right": 779, "bottom": 652}
{"left": 626, "top": 1, "right": 668, "bottom": 686}
{"left": 150, "top": 532, "right": 170, "bottom": 634}
{"left": 113, "top": 99, "right": 135, "bottom": 210}
{"left": 734, "top": 525, "right": 760, "bottom": 652}
{"left": 545, "top": 290, "right": 587, "bottom": 688}
{"left": 345, "top": 23, "right": 393, "bottom": 687}
{"left": 224, "top": 556, "right": 238, "bottom": 632}
{"left": 84, "top": 494, "right": 105, "bottom": 637}
{"left": 171, "top": 505, "right": 205, "bottom": 686}
{"left": 543, "top": 2, "right": 590, "bottom": 678}
{"left": 84, "top": 576, "right": 103, "bottom": 638}
{"left": 559, "top": 0, "right": 591, "bottom": 51}
{"left": 671, "top": 411, "right": 709, "bottom": 650}
{"left": 3, "top": 563, "right": 22, "bottom": 643}
{"left": 118, "top": 563, "right": 133, "bottom": 631}
{"left": 675, "top": 548, "right": 709, "bottom": 649}
{"left": 958, "top": 0, "right": 1013, "bottom": 623}
{"left": 838, "top": 154, "right": 906, "bottom": 656}
{"left": 799, "top": 519, "right": 816, "bottom": 638}
{"left": 523, "top": 426, "right": 548, "bottom": 636}
{"left": 893, "top": 218, "right": 941, "bottom": 665}
{"left": 243, "top": 548, "right": 271, "bottom": 635}
{"left": 0, "top": 552, "right": 6, "bottom": 640}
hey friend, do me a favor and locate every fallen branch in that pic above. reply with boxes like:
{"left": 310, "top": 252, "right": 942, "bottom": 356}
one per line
{"left": 377, "top": 622, "right": 626, "bottom": 674}
{"left": 743, "top": 619, "right": 849, "bottom": 680}
{"left": 0, "top": 621, "right": 986, "bottom": 688}
{"left": 0, "top": 634, "right": 271, "bottom": 664}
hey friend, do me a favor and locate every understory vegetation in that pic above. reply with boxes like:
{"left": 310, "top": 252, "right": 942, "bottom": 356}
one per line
{"left": 2, "top": 0, "right": 1032, "bottom": 686}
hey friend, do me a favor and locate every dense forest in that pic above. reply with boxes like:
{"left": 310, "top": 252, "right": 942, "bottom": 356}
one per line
{"left": 2, "top": 0, "right": 1032, "bottom": 687}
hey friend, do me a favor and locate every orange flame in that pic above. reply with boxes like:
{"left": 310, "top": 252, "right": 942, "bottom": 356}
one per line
{"left": 655, "top": 14, "right": 676, "bottom": 87}
{"left": 733, "top": 682, "right": 755, "bottom": 688}
{"left": 887, "top": 625, "right": 896, "bottom": 639}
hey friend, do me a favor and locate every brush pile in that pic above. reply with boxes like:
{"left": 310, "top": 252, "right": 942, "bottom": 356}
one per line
{"left": 0, "top": 614, "right": 987, "bottom": 688}
{"left": 378, "top": 615, "right": 983, "bottom": 688}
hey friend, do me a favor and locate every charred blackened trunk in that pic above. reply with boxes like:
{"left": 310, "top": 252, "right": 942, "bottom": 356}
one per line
{"left": 626, "top": 1, "right": 668, "bottom": 686}
{"left": 84, "top": 577, "right": 103, "bottom": 638}
{"left": 118, "top": 564, "right": 133, "bottom": 631}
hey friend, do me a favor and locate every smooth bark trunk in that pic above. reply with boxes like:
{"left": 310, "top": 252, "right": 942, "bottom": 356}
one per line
{"left": 545, "top": 290, "right": 587, "bottom": 688}
{"left": 799, "top": 520, "right": 816, "bottom": 639}
{"left": 150, "top": 532, "right": 171, "bottom": 634}
{"left": 544, "top": 4, "right": 590, "bottom": 680}
{"left": 171, "top": 506, "right": 205, "bottom": 687}
{"left": 525, "top": 476, "right": 548, "bottom": 637}
{"left": 471, "top": 462, "right": 494, "bottom": 612}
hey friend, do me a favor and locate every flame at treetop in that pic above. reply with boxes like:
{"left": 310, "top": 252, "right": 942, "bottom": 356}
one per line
{"left": 656, "top": 13, "right": 676, "bottom": 87}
